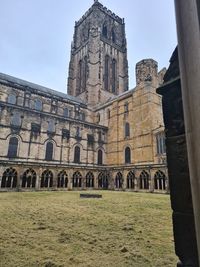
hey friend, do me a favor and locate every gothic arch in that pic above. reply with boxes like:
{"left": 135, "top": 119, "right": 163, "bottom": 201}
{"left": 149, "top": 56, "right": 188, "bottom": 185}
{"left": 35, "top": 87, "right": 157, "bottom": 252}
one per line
{"left": 124, "top": 146, "right": 131, "bottom": 164}
{"left": 86, "top": 171, "right": 94, "bottom": 188}
{"left": 154, "top": 170, "right": 166, "bottom": 190}
{"left": 72, "top": 171, "right": 82, "bottom": 188}
{"left": 115, "top": 172, "right": 123, "bottom": 189}
{"left": 127, "top": 170, "right": 135, "bottom": 189}
{"left": 41, "top": 170, "right": 53, "bottom": 188}
{"left": 1, "top": 168, "right": 17, "bottom": 188}
{"left": 98, "top": 171, "right": 109, "bottom": 189}
{"left": 139, "top": 170, "right": 150, "bottom": 190}
{"left": 22, "top": 169, "right": 36, "bottom": 188}
{"left": 57, "top": 170, "right": 68, "bottom": 188}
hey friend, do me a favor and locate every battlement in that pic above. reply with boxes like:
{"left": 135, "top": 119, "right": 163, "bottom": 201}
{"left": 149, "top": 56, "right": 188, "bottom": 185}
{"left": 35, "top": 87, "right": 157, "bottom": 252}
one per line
{"left": 75, "top": 0, "right": 123, "bottom": 27}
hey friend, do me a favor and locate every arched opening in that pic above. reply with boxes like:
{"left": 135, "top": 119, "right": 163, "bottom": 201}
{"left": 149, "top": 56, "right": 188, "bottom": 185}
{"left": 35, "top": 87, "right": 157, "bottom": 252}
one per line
{"left": 74, "top": 146, "right": 80, "bottom": 163}
{"left": 98, "top": 171, "right": 109, "bottom": 189}
{"left": 125, "top": 146, "right": 131, "bottom": 164}
{"left": 154, "top": 170, "right": 166, "bottom": 190}
{"left": 125, "top": 122, "right": 130, "bottom": 138}
{"left": 45, "top": 141, "right": 53, "bottom": 161}
{"left": 102, "top": 23, "right": 108, "bottom": 38}
{"left": 115, "top": 172, "right": 123, "bottom": 189}
{"left": 111, "top": 28, "right": 116, "bottom": 43}
{"left": 7, "top": 136, "right": 18, "bottom": 158}
{"left": 22, "top": 169, "right": 36, "bottom": 188}
{"left": 57, "top": 171, "right": 68, "bottom": 188}
{"left": 77, "top": 59, "right": 83, "bottom": 95}
{"left": 41, "top": 170, "right": 53, "bottom": 188}
{"left": 104, "top": 55, "right": 109, "bottom": 91}
{"left": 86, "top": 172, "right": 94, "bottom": 188}
{"left": 72, "top": 171, "right": 82, "bottom": 188}
{"left": 97, "top": 149, "right": 103, "bottom": 165}
{"left": 127, "top": 170, "right": 135, "bottom": 189}
{"left": 1, "top": 168, "right": 17, "bottom": 188}
{"left": 139, "top": 170, "right": 150, "bottom": 190}
{"left": 111, "top": 59, "right": 117, "bottom": 93}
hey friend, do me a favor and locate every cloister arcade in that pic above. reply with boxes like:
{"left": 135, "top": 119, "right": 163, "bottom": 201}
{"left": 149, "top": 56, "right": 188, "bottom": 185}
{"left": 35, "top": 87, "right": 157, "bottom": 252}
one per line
{"left": 0, "top": 166, "right": 168, "bottom": 192}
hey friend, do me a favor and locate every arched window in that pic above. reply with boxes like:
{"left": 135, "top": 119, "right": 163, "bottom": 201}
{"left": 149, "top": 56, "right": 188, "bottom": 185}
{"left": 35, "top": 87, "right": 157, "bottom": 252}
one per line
{"left": 41, "top": 170, "right": 53, "bottom": 188}
{"left": 111, "top": 28, "right": 116, "bottom": 43}
{"left": 104, "top": 55, "right": 109, "bottom": 91}
{"left": 8, "top": 93, "right": 17, "bottom": 104}
{"left": 102, "top": 23, "right": 108, "bottom": 38}
{"left": 98, "top": 171, "right": 109, "bottom": 189}
{"left": 74, "top": 146, "right": 80, "bottom": 163}
{"left": 115, "top": 172, "right": 123, "bottom": 189}
{"left": 82, "top": 56, "right": 87, "bottom": 92}
{"left": 127, "top": 171, "right": 135, "bottom": 189}
{"left": 34, "top": 99, "right": 42, "bottom": 111}
{"left": 139, "top": 170, "right": 150, "bottom": 190}
{"left": 86, "top": 172, "right": 94, "bottom": 188}
{"left": 72, "top": 171, "right": 82, "bottom": 188}
{"left": 7, "top": 136, "right": 18, "bottom": 158}
{"left": 57, "top": 171, "right": 68, "bottom": 188}
{"left": 125, "top": 122, "right": 130, "bottom": 138}
{"left": 45, "top": 141, "right": 53, "bottom": 161}
{"left": 111, "top": 59, "right": 117, "bottom": 93}
{"left": 107, "top": 109, "right": 110, "bottom": 120}
{"left": 125, "top": 147, "right": 131, "bottom": 164}
{"left": 1, "top": 168, "right": 17, "bottom": 188}
{"left": 97, "top": 113, "right": 100, "bottom": 123}
{"left": 154, "top": 170, "right": 166, "bottom": 190}
{"left": 22, "top": 169, "right": 36, "bottom": 188}
{"left": 97, "top": 149, "right": 103, "bottom": 165}
{"left": 77, "top": 60, "right": 83, "bottom": 95}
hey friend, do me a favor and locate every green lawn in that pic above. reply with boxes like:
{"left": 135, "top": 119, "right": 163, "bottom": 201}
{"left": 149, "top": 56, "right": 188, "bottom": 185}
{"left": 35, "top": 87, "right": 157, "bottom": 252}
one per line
{"left": 0, "top": 191, "right": 177, "bottom": 267}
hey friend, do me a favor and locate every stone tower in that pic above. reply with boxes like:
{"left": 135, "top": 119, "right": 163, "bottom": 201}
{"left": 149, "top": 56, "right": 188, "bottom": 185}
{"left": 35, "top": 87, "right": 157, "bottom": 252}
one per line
{"left": 67, "top": 0, "right": 129, "bottom": 106}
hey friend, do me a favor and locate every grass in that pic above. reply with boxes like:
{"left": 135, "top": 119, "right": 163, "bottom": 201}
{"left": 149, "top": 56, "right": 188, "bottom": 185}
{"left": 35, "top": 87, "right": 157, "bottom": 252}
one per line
{"left": 0, "top": 191, "right": 177, "bottom": 267}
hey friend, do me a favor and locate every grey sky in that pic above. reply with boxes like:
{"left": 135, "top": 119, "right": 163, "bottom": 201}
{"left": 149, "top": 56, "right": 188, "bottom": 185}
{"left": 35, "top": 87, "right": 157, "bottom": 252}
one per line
{"left": 0, "top": 0, "right": 177, "bottom": 93}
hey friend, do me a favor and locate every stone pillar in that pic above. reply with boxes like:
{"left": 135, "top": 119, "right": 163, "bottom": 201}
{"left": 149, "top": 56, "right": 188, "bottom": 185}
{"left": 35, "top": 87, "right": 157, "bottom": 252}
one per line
{"left": 149, "top": 169, "right": 154, "bottom": 193}
{"left": 157, "top": 47, "right": 199, "bottom": 266}
{"left": 174, "top": 1, "right": 200, "bottom": 264}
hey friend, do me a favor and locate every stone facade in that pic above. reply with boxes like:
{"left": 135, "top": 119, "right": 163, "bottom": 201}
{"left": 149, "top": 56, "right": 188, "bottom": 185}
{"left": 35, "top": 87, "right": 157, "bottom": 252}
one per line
{"left": 0, "top": 1, "right": 167, "bottom": 193}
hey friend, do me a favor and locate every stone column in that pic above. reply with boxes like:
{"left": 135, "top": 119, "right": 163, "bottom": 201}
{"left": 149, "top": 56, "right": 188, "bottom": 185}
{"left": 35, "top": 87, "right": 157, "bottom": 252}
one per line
{"left": 174, "top": 1, "right": 200, "bottom": 264}
{"left": 157, "top": 47, "right": 199, "bottom": 266}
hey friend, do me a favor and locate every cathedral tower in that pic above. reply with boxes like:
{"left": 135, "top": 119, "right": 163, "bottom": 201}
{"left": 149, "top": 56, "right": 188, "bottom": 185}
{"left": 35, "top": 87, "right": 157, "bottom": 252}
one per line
{"left": 67, "top": 0, "right": 129, "bottom": 106}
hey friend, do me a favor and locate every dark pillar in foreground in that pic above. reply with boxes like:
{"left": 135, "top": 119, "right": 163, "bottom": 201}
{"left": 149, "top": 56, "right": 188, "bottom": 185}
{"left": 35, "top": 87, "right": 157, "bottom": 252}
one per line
{"left": 157, "top": 48, "right": 199, "bottom": 267}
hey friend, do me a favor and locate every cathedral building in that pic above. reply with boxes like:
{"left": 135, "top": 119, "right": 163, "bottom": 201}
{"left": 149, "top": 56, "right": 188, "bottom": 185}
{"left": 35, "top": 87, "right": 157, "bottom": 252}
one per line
{"left": 0, "top": 0, "right": 167, "bottom": 192}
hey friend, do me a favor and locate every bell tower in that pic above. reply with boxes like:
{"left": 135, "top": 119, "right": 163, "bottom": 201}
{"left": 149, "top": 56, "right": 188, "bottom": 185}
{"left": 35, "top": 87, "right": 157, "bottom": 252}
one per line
{"left": 67, "top": 0, "right": 129, "bottom": 106}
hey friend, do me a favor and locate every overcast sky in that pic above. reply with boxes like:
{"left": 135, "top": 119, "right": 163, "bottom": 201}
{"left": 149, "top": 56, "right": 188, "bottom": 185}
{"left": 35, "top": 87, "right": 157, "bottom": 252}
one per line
{"left": 0, "top": 0, "right": 177, "bottom": 93}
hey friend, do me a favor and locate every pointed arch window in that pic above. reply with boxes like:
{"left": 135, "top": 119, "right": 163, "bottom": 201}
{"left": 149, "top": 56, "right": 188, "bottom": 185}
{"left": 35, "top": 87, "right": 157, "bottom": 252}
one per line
{"left": 104, "top": 55, "right": 109, "bottom": 91}
{"left": 97, "top": 149, "right": 103, "bottom": 165}
{"left": 125, "top": 146, "right": 131, "bottom": 164}
{"left": 82, "top": 56, "right": 87, "bottom": 92}
{"left": 112, "top": 59, "right": 117, "bottom": 93}
{"left": 102, "top": 23, "right": 108, "bottom": 38}
{"left": 7, "top": 136, "right": 18, "bottom": 158}
{"left": 74, "top": 146, "right": 80, "bottom": 163}
{"left": 111, "top": 28, "right": 116, "bottom": 43}
{"left": 77, "top": 60, "right": 83, "bottom": 95}
{"left": 45, "top": 141, "right": 53, "bottom": 161}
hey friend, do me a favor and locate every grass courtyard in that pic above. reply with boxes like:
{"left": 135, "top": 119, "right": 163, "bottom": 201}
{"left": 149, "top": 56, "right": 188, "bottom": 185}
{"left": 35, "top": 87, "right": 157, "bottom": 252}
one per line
{"left": 0, "top": 191, "right": 177, "bottom": 267}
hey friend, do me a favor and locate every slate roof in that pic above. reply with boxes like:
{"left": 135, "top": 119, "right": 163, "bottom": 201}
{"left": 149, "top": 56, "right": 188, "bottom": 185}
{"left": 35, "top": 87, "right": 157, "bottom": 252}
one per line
{"left": 0, "top": 72, "right": 86, "bottom": 105}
